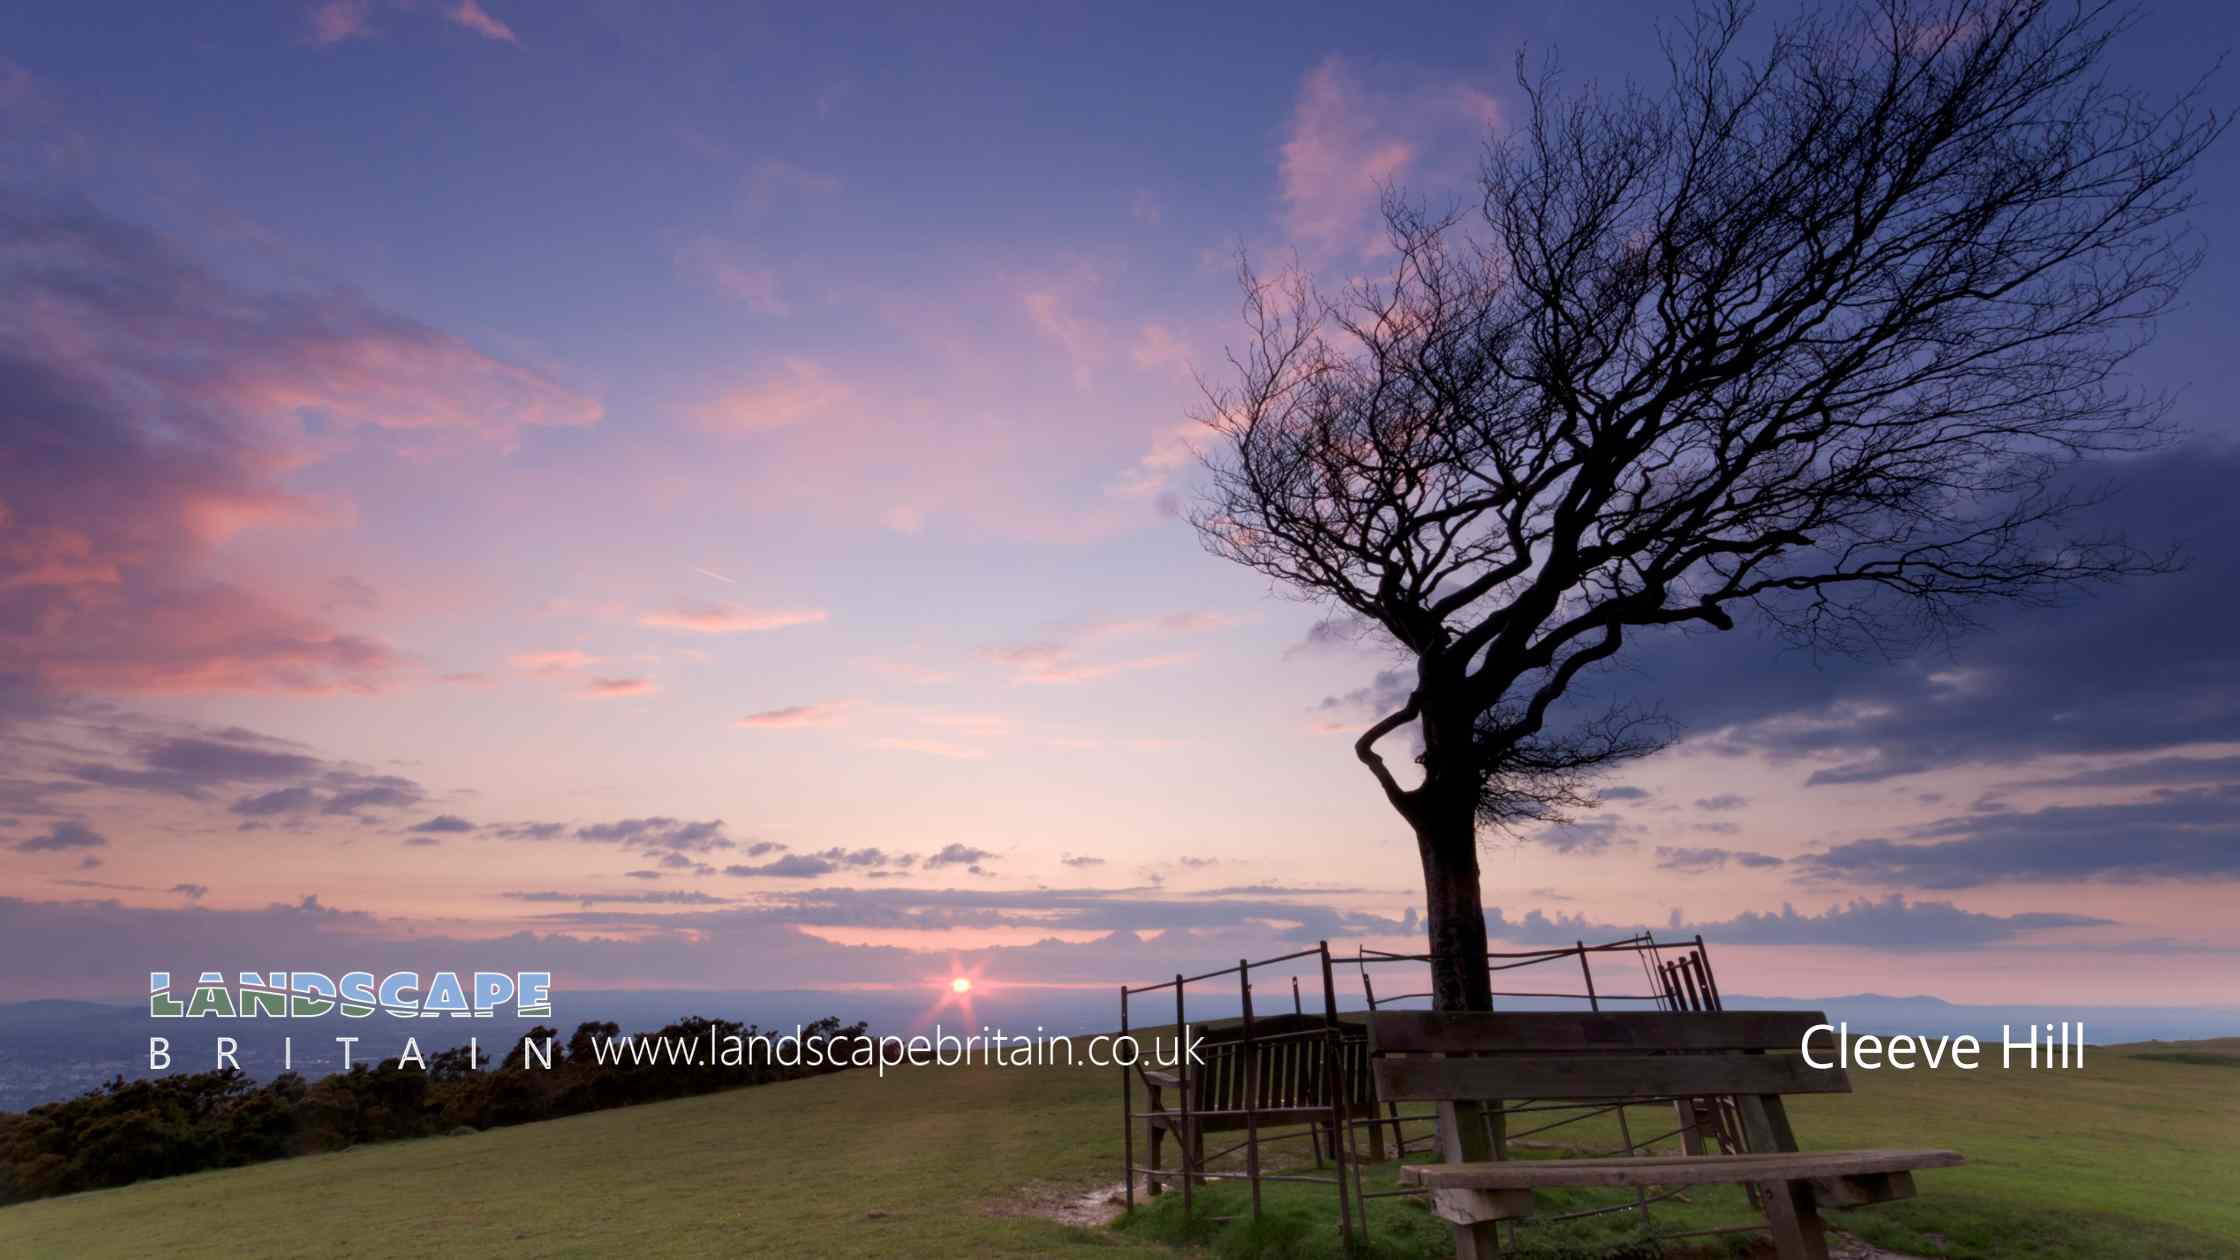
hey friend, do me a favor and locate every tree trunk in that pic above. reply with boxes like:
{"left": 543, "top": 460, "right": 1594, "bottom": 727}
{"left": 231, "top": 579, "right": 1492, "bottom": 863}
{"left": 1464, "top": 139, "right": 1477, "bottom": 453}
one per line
{"left": 1413, "top": 792, "right": 1493, "bottom": 1013}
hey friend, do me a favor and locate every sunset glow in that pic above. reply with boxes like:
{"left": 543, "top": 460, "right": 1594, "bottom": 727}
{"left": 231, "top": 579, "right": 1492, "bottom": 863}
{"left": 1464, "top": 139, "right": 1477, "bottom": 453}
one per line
{"left": 0, "top": 0, "right": 2232, "bottom": 1018}
{"left": 2, "top": 3, "right": 2236, "bottom": 1253}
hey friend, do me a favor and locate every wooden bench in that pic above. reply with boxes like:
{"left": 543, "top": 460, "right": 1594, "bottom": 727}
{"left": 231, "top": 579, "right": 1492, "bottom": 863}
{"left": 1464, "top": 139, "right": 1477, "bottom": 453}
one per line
{"left": 1368, "top": 1010, "right": 1962, "bottom": 1260}
{"left": 1139, "top": 1013, "right": 1382, "bottom": 1193}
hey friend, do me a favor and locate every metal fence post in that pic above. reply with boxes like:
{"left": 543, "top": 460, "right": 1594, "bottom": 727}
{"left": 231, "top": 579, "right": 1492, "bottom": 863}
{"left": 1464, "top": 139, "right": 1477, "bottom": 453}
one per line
{"left": 1581, "top": 939, "right": 1651, "bottom": 1227}
{"left": 1120, "top": 984, "right": 1134, "bottom": 1211}
{"left": 1239, "top": 959, "right": 1262, "bottom": 1220}
{"left": 1175, "top": 973, "right": 1192, "bottom": 1221}
{"left": 1318, "top": 940, "right": 1355, "bottom": 1246}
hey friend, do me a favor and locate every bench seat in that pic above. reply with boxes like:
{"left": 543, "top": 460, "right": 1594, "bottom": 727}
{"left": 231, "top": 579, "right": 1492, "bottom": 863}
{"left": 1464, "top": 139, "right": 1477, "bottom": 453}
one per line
{"left": 1400, "top": 1146, "right": 1962, "bottom": 1191}
{"left": 1368, "top": 1010, "right": 1965, "bottom": 1259}
{"left": 1400, "top": 1148, "right": 1962, "bottom": 1232}
{"left": 1137, "top": 1015, "right": 1381, "bottom": 1195}
{"left": 1146, "top": 1104, "right": 1337, "bottom": 1126}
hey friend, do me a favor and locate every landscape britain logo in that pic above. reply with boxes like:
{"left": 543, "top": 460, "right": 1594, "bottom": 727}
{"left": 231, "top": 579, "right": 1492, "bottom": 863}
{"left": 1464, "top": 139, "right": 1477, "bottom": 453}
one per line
{"left": 148, "top": 970, "right": 554, "bottom": 1020}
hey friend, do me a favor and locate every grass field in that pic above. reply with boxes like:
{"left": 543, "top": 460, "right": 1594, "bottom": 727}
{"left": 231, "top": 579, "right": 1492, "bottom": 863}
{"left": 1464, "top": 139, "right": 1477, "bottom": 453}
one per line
{"left": 1, "top": 1034, "right": 2234, "bottom": 1258}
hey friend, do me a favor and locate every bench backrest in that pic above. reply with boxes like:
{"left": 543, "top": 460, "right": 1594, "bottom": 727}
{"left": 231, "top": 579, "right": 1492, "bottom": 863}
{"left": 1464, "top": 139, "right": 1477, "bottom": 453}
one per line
{"left": 1369, "top": 1011, "right": 1844, "bottom": 1103}
{"left": 1184, "top": 1014, "right": 1375, "bottom": 1112}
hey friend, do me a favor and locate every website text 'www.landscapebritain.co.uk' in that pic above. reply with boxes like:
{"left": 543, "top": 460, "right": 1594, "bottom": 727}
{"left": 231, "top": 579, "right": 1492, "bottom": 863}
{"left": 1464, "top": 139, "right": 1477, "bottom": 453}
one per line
{"left": 2, "top": 1, "right": 2238, "bottom": 1258}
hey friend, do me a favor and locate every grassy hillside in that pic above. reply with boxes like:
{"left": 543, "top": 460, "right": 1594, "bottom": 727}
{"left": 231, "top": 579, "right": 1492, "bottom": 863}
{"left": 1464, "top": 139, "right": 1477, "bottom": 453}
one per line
{"left": 1, "top": 1035, "right": 2233, "bottom": 1258}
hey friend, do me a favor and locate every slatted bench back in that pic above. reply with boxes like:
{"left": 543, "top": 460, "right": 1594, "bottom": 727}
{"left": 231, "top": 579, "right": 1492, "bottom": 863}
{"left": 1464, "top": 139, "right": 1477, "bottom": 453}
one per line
{"left": 1369, "top": 1011, "right": 1845, "bottom": 1103}
{"left": 1188, "top": 1014, "right": 1374, "bottom": 1112}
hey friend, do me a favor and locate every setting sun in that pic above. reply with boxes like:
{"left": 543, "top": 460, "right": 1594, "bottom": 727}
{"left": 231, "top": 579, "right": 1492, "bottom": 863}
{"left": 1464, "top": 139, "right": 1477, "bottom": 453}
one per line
{"left": 950, "top": 977, "right": 972, "bottom": 995}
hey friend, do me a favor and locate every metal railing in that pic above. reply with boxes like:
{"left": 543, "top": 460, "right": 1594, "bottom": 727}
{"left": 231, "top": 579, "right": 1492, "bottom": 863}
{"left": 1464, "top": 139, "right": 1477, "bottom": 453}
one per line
{"left": 1119, "top": 942, "right": 1360, "bottom": 1236}
{"left": 1347, "top": 932, "right": 1753, "bottom": 1251}
{"left": 1116, "top": 930, "right": 1736, "bottom": 1251}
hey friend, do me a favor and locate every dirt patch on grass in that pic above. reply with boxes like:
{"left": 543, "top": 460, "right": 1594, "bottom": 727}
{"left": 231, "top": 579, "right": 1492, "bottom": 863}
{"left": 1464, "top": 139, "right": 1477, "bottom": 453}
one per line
{"left": 983, "top": 1180, "right": 1943, "bottom": 1260}
{"left": 985, "top": 1180, "right": 1131, "bottom": 1229}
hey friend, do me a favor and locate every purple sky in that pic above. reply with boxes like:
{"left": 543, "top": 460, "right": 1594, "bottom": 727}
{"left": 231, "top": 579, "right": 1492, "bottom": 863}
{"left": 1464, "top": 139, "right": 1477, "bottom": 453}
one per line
{"left": 3, "top": 1, "right": 2238, "bottom": 1008}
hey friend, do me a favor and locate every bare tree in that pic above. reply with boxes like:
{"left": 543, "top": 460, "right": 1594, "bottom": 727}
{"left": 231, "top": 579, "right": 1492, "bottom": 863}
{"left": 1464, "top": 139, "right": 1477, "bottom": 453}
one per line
{"left": 1195, "top": 0, "right": 2221, "bottom": 1012}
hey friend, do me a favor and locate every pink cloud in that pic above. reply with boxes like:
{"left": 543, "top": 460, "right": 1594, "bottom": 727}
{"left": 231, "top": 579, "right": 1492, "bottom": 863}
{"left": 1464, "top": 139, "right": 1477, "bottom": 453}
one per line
{"left": 866, "top": 658, "right": 956, "bottom": 685}
{"left": 870, "top": 737, "right": 987, "bottom": 761}
{"left": 0, "top": 547, "right": 392, "bottom": 697}
{"left": 13, "top": 582, "right": 399, "bottom": 695}
{"left": 0, "top": 197, "right": 440, "bottom": 697}
{"left": 1078, "top": 611, "right": 1240, "bottom": 638}
{"left": 1278, "top": 56, "right": 1499, "bottom": 258}
{"left": 738, "top": 701, "right": 850, "bottom": 729}
{"left": 194, "top": 311, "right": 597, "bottom": 439}
{"left": 639, "top": 602, "right": 828, "bottom": 634}
{"left": 1130, "top": 322, "right": 1191, "bottom": 373}
{"left": 536, "top": 596, "right": 628, "bottom": 621}
{"left": 308, "top": 0, "right": 373, "bottom": 45}
{"left": 11, "top": 196, "right": 598, "bottom": 448}
{"left": 509, "top": 649, "right": 601, "bottom": 673}
{"left": 447, "top": 0, "right": 518, "bottom": 43}
{"left": 309, "top": 1, "right": 522, "bottom": 47}
{"left": 1107, "top": 421, "right": 1206, "bottom": 501}
{"left": 695, "top": 358, "right": 851, "bottom": 433}
{"left": 978, "top": 611, "right": 1231, "bottom": 685}
{"left": 841, "top": 707, "right": 1020, "bottom": 745}
{"left": 906, "top": 709, "right": 1012, "bottom": 737}
{"left": 1281, "top": 58, "right": 1415, "bottom": 254}
{"left": 744, "top": 160, "right": 843, "bottom": 209}
{"left": 676, "top": 237, "right": 787, "bottom": 315}
{"left": 580, "top": 676, "right": 656, "bottom": 699}
{"left": 1022, "top": 289, "right": 1104, "bottom": 385}
{"left": 653, "top": 266, "right": 1205, "bottom": 546}
{"left": 980, "top": 642, "right": 1194, "bottom": 685}
{"left": 1010, "top": 652, "right": 1194, "bottom": 685}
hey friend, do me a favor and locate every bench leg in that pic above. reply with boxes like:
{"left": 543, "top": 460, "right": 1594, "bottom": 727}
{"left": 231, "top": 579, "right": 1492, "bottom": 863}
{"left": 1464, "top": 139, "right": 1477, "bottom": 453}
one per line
{"left": 1187, "top": 1124, "right": 1206, "bottom": 1188}
{"left": 1434, "top": 1099, "right": 1505, "bottom": 1260}
{"left": 1676, "top": 1099, "right": 1704, "bottom": 1156}
{"left": 1145, "top": 1124, "right": 1164, "bottom": 1197}
{"left": 1449, "top": 1221, "right": 1500, "bottom": 1260}
{"left": 1431, "top": 1188, "right": 1530, "bottom": 1260}
{"left": 1760, "top": 1178, "right": 1830, "bottom": 1260}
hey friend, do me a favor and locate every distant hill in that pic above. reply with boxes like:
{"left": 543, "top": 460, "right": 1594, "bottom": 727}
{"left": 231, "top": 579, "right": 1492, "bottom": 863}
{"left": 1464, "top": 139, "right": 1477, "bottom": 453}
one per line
{"left": 4, "top": 987, "right": 2233, "bottom": 1110}
{"left": 1, "top": 1020, "right": 2234, "bottom": 1258}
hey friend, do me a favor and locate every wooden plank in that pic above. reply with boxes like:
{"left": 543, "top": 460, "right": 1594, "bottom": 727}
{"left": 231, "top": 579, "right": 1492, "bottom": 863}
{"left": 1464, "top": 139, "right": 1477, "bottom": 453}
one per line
{"left": 1810, "top": 1169, "right": 1917, "bottom": 1208}
{"left": 1374, "top": 1051, "right": 1850, "bottom": 1102}
{"left": 1397, "top": 1148, "right": 1963, "bottom": 1190}
{"left": 1400, "top": 1149, "right": 1954, "bottom": 1176}
{"left": 1369, "top": 1010, "right": 1831, "bottom": 1055}
{"left": 1429, "top": 1186, "right": 1535, "bottom": 1225}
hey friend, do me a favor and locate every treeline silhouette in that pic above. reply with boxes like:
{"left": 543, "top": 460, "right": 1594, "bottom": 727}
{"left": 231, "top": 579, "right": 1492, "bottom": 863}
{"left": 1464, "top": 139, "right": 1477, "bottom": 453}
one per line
{"left": 0, "top": 1014, "right": 868, "bottom": 1205}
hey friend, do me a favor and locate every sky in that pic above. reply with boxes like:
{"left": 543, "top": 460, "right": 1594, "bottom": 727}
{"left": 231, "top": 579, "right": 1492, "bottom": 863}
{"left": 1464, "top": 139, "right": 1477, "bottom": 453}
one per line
{"left": 2, "top": 0, "right": 2238, "bottom": 1012}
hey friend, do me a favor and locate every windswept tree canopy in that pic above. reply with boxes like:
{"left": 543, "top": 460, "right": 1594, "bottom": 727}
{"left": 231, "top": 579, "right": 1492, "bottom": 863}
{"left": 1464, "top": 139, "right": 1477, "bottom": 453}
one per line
{"left": 1199, "top": 0, "right": 2216, "bottom": 831}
